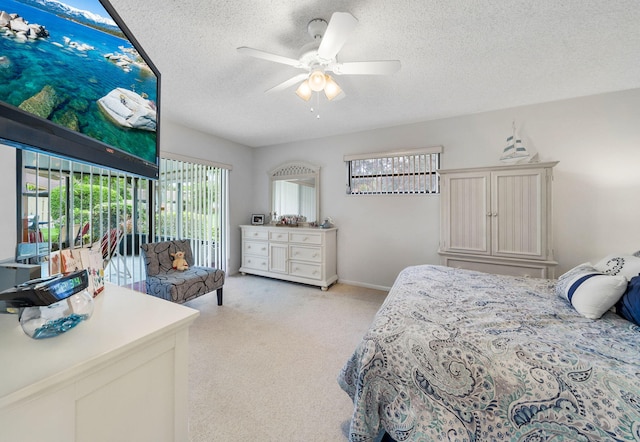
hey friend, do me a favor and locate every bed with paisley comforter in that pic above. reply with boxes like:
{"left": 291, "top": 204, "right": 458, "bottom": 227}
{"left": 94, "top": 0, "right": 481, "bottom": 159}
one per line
{"left": 338, "top": 265, "right": 640, "bottom": 442}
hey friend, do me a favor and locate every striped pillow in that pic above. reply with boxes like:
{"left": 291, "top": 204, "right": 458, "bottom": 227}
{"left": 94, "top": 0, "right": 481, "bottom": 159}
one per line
{"left": 556, "top": 263, "right": 628, "bottom": 319}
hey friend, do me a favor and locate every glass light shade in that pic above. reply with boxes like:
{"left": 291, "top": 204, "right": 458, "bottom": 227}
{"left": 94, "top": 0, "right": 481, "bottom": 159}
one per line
{"left": 295, "top": 80, "right": 312, "bottom": 101}
{"left": 308, "top": 69, "right": 326, "bottom": 92}
{"left": 323, "top": 75, "right": 342, "bottom": 100}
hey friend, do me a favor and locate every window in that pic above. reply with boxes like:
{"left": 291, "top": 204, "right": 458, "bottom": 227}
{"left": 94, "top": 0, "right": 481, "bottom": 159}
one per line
{"left": 17, "top": 151, "right": 230, "bottom": 292}
{"left": 156, "top": 155, "right": 230, "bottom": 271}
{"left": 18, "top": 151, "right": 150, "bottom": 287}
{"left": 345, "top": 147, "right": 442, "bottom": 195}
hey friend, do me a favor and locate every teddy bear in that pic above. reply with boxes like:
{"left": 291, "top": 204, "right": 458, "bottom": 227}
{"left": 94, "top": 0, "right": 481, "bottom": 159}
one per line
{"left": 171, "top": 251, "right": 189, "bottom": 271}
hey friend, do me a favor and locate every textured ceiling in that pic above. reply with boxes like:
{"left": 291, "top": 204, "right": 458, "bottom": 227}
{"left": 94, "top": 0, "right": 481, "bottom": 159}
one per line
{"left": 108, "top": 0, "right": 640, "bottom": 148}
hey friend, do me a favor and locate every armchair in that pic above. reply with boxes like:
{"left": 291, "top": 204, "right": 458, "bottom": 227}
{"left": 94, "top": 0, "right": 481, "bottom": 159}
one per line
{"left": 140, "top": 240, "right": 225, "bottom": 305}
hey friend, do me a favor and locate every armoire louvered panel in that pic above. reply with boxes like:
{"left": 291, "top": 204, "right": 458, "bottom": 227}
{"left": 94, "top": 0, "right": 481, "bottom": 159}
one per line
{"left": 447, "top": 173, "right": 490, "bottom": 254}
{"left": 492, "top": 169, "right": 546, "bottom": 259}
{"left": 438, "top": 162, "right": 558, "bottom": 279}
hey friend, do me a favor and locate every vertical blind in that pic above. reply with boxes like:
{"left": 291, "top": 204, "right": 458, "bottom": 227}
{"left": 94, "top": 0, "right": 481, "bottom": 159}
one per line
{"left": 344, "top": 146, "right": 442, "bottom": 195}
{"left": 19, "top": 151, "right": 230, "bottom": 292}
{"left": 156, "top": 156, "right": 229, "bottom": 271}
{"left": 20, "top": 151, "right": 149, "bottom": 288}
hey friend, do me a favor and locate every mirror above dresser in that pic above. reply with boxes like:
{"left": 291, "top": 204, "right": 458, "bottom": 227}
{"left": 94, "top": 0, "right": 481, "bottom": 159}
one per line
{"left": 269, "top": 162, "right": 319, "bottom": 224}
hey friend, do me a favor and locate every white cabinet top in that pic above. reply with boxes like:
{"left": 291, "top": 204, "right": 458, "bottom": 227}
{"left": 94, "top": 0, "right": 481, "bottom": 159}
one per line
{"left": 240, "top": 225, "right": 337, "bottom": 232}
{"left": 0, "top": 284, "right": 199, "bottom": 407}
{"left": 437, "top": 161, "right": 558, "bottom": 175}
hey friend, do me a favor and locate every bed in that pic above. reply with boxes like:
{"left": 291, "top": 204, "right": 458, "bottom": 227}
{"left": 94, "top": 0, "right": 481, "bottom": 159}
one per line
{"left": 338, "top": 265, "right": 640, "bottom": 442}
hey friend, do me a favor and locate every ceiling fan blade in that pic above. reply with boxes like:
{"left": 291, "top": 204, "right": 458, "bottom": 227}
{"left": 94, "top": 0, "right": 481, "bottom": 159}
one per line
{"left": 265, "top": 73, "right": 309, "bottom": 94}
{"left": 237, "top": 47, "right": 301, "bottom": 68}
{"left": 317, "top": 12, "right": 358, "bottom": 60}
{"left": 332, "top": 60, "right": 401, "bottom": 75}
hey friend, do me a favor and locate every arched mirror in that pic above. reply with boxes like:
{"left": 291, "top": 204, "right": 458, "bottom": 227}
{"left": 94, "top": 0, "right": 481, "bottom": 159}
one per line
{"left": 269, "top": 162, "right": 319, "bottom": 224}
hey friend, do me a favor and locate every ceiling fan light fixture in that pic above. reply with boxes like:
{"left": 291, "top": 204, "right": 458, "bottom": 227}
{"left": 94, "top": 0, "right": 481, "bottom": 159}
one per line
{"left": 323, "top": 75, "right": 342, "bottom": 100}
{"left": 295, "top": 80, "right": 312, "bottom": 101}
{"left": 308, "top": 69, "right": 326, "bottom": 92}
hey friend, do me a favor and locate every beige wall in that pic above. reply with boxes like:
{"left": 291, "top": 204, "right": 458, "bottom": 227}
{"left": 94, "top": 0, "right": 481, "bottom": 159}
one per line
{"left": 254, "top": 89, "right": 640, "bottom": 288}
{"left": 2, "top": 89, "right": 639, "bottom": 290}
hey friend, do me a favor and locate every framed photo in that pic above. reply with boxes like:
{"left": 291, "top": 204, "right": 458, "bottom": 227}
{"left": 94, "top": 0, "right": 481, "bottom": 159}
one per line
{"left": 251, "top": 214, "right": 265, "bottom": 225}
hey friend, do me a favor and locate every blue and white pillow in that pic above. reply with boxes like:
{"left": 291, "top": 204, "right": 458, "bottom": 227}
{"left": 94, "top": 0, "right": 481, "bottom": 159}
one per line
{"left": 616, "top": 275, "right": 640, "bottom": 326}
{"left": 556, "top": 263, "right": 628, "bottom": 319}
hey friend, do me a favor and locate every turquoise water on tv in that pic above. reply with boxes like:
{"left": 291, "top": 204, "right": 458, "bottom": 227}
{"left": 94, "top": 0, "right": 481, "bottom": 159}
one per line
{"left": 0, "top": 0, "right": 157, "bottom": 163}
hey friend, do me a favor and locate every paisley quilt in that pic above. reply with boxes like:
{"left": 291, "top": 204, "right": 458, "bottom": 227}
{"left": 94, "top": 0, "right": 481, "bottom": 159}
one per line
{"left": 338, "top": 265, "right": 640, "bottom": 441}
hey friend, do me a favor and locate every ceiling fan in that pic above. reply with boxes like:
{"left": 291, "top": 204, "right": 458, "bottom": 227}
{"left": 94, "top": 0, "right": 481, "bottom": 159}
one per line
{"left": 237, "top": 12, "right": 401, "bottom": 101}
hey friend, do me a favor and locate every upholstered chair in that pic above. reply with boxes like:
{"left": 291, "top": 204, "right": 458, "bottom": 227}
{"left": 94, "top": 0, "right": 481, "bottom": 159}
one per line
{"left": 140, "top": 240, "right": 225, "bottom": 305}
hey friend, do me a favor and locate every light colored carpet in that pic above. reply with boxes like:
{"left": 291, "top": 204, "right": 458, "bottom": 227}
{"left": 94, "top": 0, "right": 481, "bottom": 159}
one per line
{"left": 185, "top": 274, "right": 388, "bottom": 442}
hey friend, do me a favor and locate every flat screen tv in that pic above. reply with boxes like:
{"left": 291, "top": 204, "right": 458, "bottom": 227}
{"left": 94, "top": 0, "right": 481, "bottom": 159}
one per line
{"left": 0, "top": 0, "right": 159, "bottom": 179}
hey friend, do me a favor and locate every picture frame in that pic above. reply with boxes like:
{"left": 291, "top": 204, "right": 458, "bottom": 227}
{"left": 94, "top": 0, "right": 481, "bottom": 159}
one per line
{"left": 251, "top": 214, "right": 265, "bottom": 225}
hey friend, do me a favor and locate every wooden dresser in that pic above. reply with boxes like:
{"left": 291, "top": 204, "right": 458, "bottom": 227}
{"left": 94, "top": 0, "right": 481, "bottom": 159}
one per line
{"left": 240, "top": 225, "right": 338, "bottom": 290}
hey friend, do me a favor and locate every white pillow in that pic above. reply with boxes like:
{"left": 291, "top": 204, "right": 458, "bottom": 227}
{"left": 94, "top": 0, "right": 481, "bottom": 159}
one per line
{"left": 593, "top": 254, "right": 640, "bottom": 280}
{"left": 556, "top": 263, "right": 627, "bottom": 319}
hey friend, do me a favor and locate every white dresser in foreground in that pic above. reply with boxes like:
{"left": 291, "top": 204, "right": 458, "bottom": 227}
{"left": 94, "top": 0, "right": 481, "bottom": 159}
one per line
{"left": 240, "top": 225, "right": 338, "bottom": 290}
{"left": 0, "top": 283, "right": 199, "bottom": 442}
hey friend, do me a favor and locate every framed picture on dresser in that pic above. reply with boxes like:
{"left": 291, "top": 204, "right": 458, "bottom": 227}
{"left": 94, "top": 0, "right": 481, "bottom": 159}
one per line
{"left": 251, "top": 214, "right": 264, "bottom": 225}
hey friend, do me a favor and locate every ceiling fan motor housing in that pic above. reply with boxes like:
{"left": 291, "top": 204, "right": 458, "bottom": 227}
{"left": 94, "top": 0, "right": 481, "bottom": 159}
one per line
{"left": 307, "top": 18, "right": 327, "bottom": 40}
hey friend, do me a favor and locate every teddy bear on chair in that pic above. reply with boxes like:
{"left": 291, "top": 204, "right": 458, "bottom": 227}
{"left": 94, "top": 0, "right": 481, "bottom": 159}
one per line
{"left": 171, "top": 251, "right": 189, "bottom": 271}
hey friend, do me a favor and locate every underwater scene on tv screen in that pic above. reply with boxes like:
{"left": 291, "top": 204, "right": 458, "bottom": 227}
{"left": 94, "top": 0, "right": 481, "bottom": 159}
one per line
{"left": 0, "top": 0, "right": 157, "bottom": 164}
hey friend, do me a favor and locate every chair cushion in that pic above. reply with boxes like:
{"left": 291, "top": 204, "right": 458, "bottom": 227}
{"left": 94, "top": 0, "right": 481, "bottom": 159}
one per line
{"left": 145, "top": 267, "right": 225, "bottom": 304}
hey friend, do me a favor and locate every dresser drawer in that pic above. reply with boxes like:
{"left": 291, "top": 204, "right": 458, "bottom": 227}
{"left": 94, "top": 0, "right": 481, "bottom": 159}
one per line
{"left": 243, "top": 240, "right": 268, "bottom": 256}
{"left": 289, "top": 262, "right": 322, "bottom": 280}
{"left": 242, "top": 255, "right": 268, "bottom": 271}
{"left": 269, "top": 230, "right": 289, "bottom": 242}
{"left": 244, "top": 229, "right": 268, "bottom": 240}
{"left": 289, "top": 232, "right": 322, "bottom": 245}
{"left": 290, "top": 245, "right": 322, "bottom": 263}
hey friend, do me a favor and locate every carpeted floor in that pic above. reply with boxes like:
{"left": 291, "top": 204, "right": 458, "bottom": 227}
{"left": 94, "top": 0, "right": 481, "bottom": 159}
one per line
{"left": 184, "top": 274, "right": 388, "bottom": 441}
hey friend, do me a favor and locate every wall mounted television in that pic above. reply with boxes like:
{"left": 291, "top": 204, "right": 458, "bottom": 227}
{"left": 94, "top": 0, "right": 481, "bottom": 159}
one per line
{"left": 0, "top": 0, "right": 160, "bottom": 179}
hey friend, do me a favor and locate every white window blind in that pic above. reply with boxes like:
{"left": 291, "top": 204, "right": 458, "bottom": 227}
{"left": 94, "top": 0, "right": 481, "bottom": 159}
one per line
{"left": 19, "top": 151, "right": 150, "bottom": 288}
{"left": 156, "top": 156, "right": 229, "bottom": 271}
{"left": 344, "top": 146, "right": 442, "bottom": 195}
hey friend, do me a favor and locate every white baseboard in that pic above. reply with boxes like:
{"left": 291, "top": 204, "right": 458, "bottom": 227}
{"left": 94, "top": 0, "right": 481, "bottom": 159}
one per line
{"left": 336, "top": 279, "right": 391, "bottom": 292}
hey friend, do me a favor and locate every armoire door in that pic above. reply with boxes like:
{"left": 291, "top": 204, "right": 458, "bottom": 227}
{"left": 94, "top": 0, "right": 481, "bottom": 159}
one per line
{"left": 491, "top": 168, "right": 547, "bottom": 259}
{"left": 441, "top": 171, "right": 491, "bottom": 255}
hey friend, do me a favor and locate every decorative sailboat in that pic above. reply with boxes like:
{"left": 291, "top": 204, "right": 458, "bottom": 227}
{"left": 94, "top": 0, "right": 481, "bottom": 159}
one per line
{"left": 500, "top": 121, "right": 537, "bottom": 164}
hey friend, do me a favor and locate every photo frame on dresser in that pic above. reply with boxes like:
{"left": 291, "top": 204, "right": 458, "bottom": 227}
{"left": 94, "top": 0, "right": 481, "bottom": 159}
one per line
{"left": 251, "top": 214, "right": 265, "bottom": 225}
